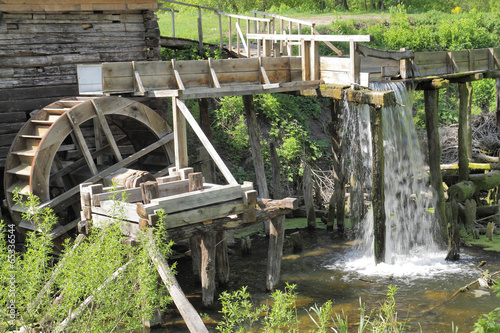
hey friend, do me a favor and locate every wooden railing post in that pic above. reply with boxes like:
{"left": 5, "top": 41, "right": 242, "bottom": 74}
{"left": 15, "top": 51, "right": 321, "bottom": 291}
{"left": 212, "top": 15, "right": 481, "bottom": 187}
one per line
{"left": 197, "top": 6, "right": 203, "bottom": 54}
{"left": 350, "top": 40, "right": 360, "bottom": 85}
{"left": 218, "top": 12, "right": 223, "bottom": 49}
{"left": 171, "top": 9, "right": 176, "bottom": 38}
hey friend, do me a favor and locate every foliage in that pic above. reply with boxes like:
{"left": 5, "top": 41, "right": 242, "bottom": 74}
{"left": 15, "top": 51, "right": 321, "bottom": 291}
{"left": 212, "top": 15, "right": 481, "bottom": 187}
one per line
{"left": 368, "top": 285, "right": 409, "bottom": 332}
{"left": 0, "top": 192, "right": 173, "bottom": 332}
{"left": 473, "top": 282, "right": 500, "bottom": 332}
{"left": 212, "top": 93, "right": 327, "bottom": 185}
{"left": 161, "top": 44, "right": 223, "bottom": 61}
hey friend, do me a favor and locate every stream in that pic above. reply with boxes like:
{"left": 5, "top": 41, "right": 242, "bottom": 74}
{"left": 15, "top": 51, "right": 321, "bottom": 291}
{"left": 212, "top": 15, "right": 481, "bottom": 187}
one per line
{"left": 160, "top": 227, "right": 500, "bottom": 332}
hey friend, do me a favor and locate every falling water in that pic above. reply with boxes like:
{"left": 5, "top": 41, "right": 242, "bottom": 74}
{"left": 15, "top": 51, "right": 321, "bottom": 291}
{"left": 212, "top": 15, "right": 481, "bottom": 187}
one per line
{"left": 327, "top": 82, "right": 464, "bottom": 279}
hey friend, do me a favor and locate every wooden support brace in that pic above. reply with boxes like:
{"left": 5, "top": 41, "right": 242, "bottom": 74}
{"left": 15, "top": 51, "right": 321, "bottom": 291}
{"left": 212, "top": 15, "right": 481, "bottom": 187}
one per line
{"left": 147, "top": 235, "right": 209, "bottom": 332}
{"left": 172, "top": 59, "right": 185, "bottom": 90}
{"left": 176, "top": 99, "right": 237, "bottom": 185}
{"left": 235, "top": 21, "right": 248, "bottom": 55}
{"left": 208, "top": 58, "right": 221, "bottom": 88}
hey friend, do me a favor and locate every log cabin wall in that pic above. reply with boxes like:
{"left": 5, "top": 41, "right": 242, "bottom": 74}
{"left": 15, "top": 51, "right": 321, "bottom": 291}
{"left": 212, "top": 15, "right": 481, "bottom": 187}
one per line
{"left": 0, "top": 0, "right": 161, "bottom": 168}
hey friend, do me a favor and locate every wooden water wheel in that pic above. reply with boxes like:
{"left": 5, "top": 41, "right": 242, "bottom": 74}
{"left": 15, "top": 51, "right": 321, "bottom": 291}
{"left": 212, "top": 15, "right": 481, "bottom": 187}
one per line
{"left": 4, "top": 96, "right": 174, "bottom": 236}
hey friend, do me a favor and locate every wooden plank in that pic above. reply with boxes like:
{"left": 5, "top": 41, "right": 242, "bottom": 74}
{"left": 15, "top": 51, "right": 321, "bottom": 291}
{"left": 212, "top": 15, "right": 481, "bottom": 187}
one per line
{"left": 145, "top": 184, "right": 246, "bottom": 215}
{"left": 208, "top": 58, "right": 220, "bottom": 88}
{"left": 321, "top": 71, "right": 352, "bottom": 85}
{"left": 176, "top": 99, "right": 237, "bottom": 185}
{"left": 210, "top": 58, "right": 259, "bottom": 73}
{"left": 159, "top": 200, "right": 247, "bottom": 228}
{"left": 470, "top": 48, "right": 490, "bottom": 71}
{"left": 320, "top": 56, "right": 351, "bottom": 71}
{"left": 95, "top": 179, "right": 190, "bottom": 204}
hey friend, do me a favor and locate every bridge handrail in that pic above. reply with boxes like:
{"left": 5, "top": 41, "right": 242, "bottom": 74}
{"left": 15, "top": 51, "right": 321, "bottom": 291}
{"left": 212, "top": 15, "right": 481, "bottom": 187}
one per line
{"left": 247, "top": 33, "right": 373, "bottom": 42}
{"left": 250, "top": 10, "right": 314, "bottom": 27}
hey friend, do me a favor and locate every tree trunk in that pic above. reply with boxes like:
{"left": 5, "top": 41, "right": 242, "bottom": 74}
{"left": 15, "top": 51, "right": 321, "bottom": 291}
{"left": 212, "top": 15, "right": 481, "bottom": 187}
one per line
{"left": 445, "top": 200, "right": 460, "bottom": 261}
{"left": 270, "top": 140, "right": 282, "bottom": 199}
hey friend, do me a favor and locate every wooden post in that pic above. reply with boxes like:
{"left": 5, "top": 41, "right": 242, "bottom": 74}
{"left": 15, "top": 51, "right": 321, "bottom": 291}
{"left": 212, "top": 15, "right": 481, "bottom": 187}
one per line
{"left": 218, "top": 13, "right": 223, "bottom": 49}
{"left": 197, "top": 6, "right": 203, "bottom": 54}
{"left": 216, "top": 231, "right": 229, "bottom": 286}
{"left": 270, "top": 140, "right": 282, "bottom": 199}
{"left": 189, "top": 234, "right": 202, "bottom": 283}
{"left": 424, "top": 89, "right": 448, "bottom": 241}
{"left": 304, "top": 164, "right": 316, "bottom": 230}
{"left": 173, "top": 97, "right": 188, "bottom": 170}
{"left": 140, "top": 181, "right": 159, "bottom": 204}
{"left": 188, "top": 172, "right": 203, "bottom": 192}
{"left": 301, "top": 40, "right": 311, "bottom": 81}
{"left": 310, "top": 40, "right": 320, "bottom": 81}
{"left": 496, "top": 78, "right": 500, "bottom": 134}
{"left": 328, "top": 99, "right": 345, "bottom": 234}
{"left": 241, "top": 236, "right": 251, "bottom": 255}
{"left": 228, "top": 17, "right": 232, "bottom": 52}
{"left": 445, "top": 199, "right": 460, "bottom": 261}
{"left": 201, "top": 231, "right": 216, "bottom": 308}
{"left": 290, "top": 231, "right": 303, "bottom": 253}
{"left": 171, "top": 9, "right": 176, "bottom": 38}
{"left": 266, "top": 214, "right": 285, "bottom": 291}
{"left": 242, "top": 95, "right": 269, "bottom": 199}
{"left": 458, "top": 82, "right": 473, "bottom": 181}
{"left": 370, "top": 105, "right": 385, "bottom": 264}
{"left": 350, "top": 40, "right": 360, "bottom": 85}
{"left": 198, "top": 98, "right": 212, "bottom": 142}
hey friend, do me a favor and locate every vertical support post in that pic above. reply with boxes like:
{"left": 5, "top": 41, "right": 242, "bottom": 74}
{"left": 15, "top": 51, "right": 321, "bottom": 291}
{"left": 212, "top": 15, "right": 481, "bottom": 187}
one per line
{"left": 189, "top": 234, "right": 202, "bottom": 283}
{"left": 310, "top": 39, "right": 319, "bottom": 81}
{"left": 270, "top": 140, "right": 282, "bottom": 199}
{"left": 328, "top": 99, "right": 345, "bottom": 234}
{"left": 200, "top": 231, "right": 216, "bottom": 308}
{"left": 350, "top": 40, "right": 360, "bottom": 85}
{"left": 173, "top": 97, "right": 188, "bottom": 170}
{"left": 218, "top": 13, "right": 223, "bottom": 49}
{"left": 266, "top": 214, "right": 285, "bottom": 291}
{"left": 197, "top": 6, "right": 203, "bottom": 54}
{"left": 424, "top": 89, "right": 447, "bottom": 242}
{"left": 399, "top": 48, "right": 410, "bottom": 79}
{"left": 496, "top": 78, "right": 500, "bottom": 134}
{"left": 243, "top": 94, "right": 269, "bottom": 233}
{"left": 216, "top": 231, "right": 229, "bottom": 286}
{"left": 304, "top": 164, "right": 316, "bottom": 230}
{"left": 242, "top": 95, "right": 269, "bottom": 199}
{"left": 458, "top": 82, "right": 473, "bottom": 181}
{"left": 236, "top": 18, "right": 240, "bottom": 55}
{"left": 246, "top": 19, "right": 251, "bottom": 58}
{"left": 228, "top": 17, "right": 232, "bottom": 52}
{"left": 263, "top": 38, "right": 271, "bottom": 57}
{"left": 171, "top": 9, "right": 176, "bottom": 38}
{"left": 257, "top": 21, "right": 261, "bottom": 56}
{"left": 370, "top": 105, "right": 385, "bottom": 264}
{"left": 140, "top": 181, "right": 159, "bottom": 205}
{"left": 298, "top": 23, "right": 302, "bottom": 55}
{"left": 279, "top": 19, "right": 284, "bottom": 54}
{"left": 301, "top": 39, "right": 311, "bottom": 81}
{"left": 445, "top": 199, "right": 460, "bottom": 261}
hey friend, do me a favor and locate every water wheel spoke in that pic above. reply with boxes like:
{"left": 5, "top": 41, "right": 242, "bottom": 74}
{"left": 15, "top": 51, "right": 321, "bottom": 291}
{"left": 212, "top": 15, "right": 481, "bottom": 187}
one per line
{"left": 91, "top": 99, "right": 123, "bottom": 162}
{"left": 67, "top": 111, "right": 98, "bottom": 175}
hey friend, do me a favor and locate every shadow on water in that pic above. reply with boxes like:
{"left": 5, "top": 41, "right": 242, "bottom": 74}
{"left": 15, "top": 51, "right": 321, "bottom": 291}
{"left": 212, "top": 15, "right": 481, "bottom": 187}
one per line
{"left": 158, "top": 227, "right": 500, "bottom": 332}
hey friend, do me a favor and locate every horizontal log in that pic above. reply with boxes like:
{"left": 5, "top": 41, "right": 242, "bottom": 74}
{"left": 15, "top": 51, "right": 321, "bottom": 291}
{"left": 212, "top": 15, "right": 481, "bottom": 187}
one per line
{"left": 4, "top": 23, "right": 145, "bottom": 34}
{"left": 0, "top": 122, "right": 24, "bottom": 135}
{"left": 477, "top": 205, "right": 499, "bottom": 219}
{"left": 0, "top": 31, "right": 146, "bottom": 42}
{"left": 0, "top": 53, "right": 101, "bottom": 68}
{"left": 347, "top": 89, "right": 396, "bottom": 107}
{"left": 448, "top": 170, "right": 500, "bottom": 201}
{"left": 0, "top": 41, "right": 146, "bottom": 56}
{"left": 0, "top": 75, "right": 76, "bottom": 89}
{"left": 2, "top": 13, "right": 144, "bottom": 24}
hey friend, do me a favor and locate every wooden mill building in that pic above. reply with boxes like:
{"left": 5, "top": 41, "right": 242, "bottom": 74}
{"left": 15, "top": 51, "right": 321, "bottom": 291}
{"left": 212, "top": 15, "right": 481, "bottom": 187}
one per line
{"left": 0, "top": 0, "right": 162, "bottom": 172}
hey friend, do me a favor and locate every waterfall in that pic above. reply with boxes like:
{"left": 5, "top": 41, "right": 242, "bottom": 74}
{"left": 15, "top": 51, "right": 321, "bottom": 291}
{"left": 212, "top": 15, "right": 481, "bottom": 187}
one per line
{"left": 341, "top": 82, "right": 439, "bottom": 264}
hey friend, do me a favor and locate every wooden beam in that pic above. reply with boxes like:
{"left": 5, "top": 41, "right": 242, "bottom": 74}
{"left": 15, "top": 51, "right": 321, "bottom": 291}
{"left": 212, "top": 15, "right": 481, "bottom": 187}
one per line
{"left": 208, "top": 58, "right": 221, "bottom": 88}
{"left": 201, "top": 231, "right": 216, "bottom": 308}
{"left": 173, "top": 96, "right": 188, "bottom": 170}
{"left": 424, "top": 89, "right": 447, "bottom": 241}
{"left": 248, "top": 33, "right": 373, "bottom": 42}
{"left": 235, "top": 21, "right": 248, "bottom": 56}
{"left": 458, "top": 82, "right": 473, "bottom": 181}
{"left": 370, "top": 105, "right": 385, "bottom": 264}
{"left": 176, "top": 99, "right": 237, "bottom": 185}
{"left": 147, "top": 234, "right": 209, "bottom": 333}
{"left": 266, "top": 214, "right": 285, "bottom": 291}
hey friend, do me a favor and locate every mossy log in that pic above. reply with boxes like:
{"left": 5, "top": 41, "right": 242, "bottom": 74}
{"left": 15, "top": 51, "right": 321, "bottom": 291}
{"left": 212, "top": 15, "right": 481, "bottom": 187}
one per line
{"left": 448, "top": 170, "right": 500, "bottom": 201}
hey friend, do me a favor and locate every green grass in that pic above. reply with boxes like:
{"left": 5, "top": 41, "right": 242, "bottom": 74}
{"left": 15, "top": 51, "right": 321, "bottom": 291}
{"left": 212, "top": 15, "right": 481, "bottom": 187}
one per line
{"left": 466, "top": 234, "right": 500, "bottom": 252}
